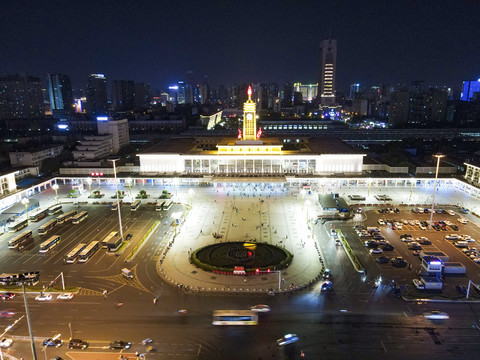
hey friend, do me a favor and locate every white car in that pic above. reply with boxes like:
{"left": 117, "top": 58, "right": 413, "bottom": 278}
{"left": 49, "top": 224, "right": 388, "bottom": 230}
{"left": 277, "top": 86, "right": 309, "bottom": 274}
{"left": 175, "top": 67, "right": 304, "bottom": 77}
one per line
{"left": 251, "top": 304, "right": 271, "bottom": 312}
{"left": 412, "top": 279, "right": 425, "bottom": 290}
{"left": 377, "top": 219, "right": 385, "bottom": 225}
{"left": 447, "top": 210, "right": 456, "bottom": 216}
{"left": 35, "top": 293, "right": 53, "bottom": 301}
{"left": 277, "top": 333, "right": 299, "bottom": 346}
{"left": 57, "top": 293, "right": 74, "bottom": 300}
{"left": 458, "top": 218, "right": 469, "bottom": 224}
{"left": 370, "top": 248, "right": 383, "bottom": 254}
{"left": 423, "top": 311, "right": 449, "bottom": 320}
{"left": 0, "top": 338, "right": 13, "bottom": 348}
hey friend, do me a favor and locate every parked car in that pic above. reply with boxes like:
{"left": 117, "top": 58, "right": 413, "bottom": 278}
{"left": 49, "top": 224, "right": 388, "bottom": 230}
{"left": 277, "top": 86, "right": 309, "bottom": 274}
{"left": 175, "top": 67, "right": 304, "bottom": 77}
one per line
{"left": 321, "top": 281, "right": 333, "bottom": 291}
{"left": 0, "top": 338, "right": 13, "bottom": 348}
{"left": 376, "top": 256, "right": 390, "bottom": 264}
{"left": 412, "top": 279, "right": 425, "bottom": 289}
{"left": 382, "top": 244, "right": 395, "bottom": 251}
{"left": 277, "top": 333, "right": 299, "bottom": 346}
{"left": 251, "top": 304, "right": 271, "bottom": 312}
{"left": 370, "top": 248, "right": 383, "bottom": 254}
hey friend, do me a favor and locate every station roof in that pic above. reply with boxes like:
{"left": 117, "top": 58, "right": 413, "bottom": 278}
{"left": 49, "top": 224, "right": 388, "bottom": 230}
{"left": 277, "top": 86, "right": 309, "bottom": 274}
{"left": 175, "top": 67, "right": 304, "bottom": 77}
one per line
{"left": 139, "top": 136, "right": 364, "bottom": 156}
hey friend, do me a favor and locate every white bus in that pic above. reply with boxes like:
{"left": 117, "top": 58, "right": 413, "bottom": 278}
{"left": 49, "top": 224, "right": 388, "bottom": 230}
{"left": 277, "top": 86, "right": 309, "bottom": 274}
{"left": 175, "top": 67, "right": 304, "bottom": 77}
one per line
{"left": 64, "top": 243, "right": 87, "bottom": 263}
{"left": 39, "top": 235, "right": 61, "bottom": 253}
{"left": 130, "top": 200, "right": 141, "bottom": 212}
{"left": 163, "top": 200, "right": 173, "bottom": 210}
{"left": 78, "top": 241, "right": 100, "bottom": 263}
{"left": 8, "top": 219, "right": 29, "bottom": 233}
{"left": 212, "top": 310, "right": 258, "bottom": 326}
{"left": 47, "top": 204, "right": 62, "bottom": 215}
{"left": 56, "top": 210, "right": 78, "bottom": 224}
{"left": 38, "top": 219, "right": 58, "bottom": 235}
{"left": 101, "top": 231, "right": 123, "bottom": 252}
{"left": 8, "top": 230, "right": 33, "bottom": 249}
{"left": 155, "top": 201, "right": 165, "bottom": 211}
{"left": 72, "top": 211, "right": 88, "bottom": 224}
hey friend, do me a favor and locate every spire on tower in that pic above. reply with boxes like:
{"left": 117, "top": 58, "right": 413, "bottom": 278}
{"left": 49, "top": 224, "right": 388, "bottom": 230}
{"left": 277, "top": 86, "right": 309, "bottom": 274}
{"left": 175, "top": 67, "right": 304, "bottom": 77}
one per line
{"left": 247, "top": 85, "right": 252, "bottom": 100}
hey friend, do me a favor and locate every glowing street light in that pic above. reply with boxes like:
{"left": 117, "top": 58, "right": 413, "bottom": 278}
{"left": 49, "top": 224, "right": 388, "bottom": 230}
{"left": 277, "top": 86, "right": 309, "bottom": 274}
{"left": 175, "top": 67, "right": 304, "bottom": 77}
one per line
{"left": 52, "top": 183, "right": 59, "bottom": 204}
{"left": 108, "top": 159, "right": 124, "bottom": 241}
{"left": 429, "top": 154, "right": 445, "bottom": 230}
{"left": 188, "top": 188, "right": 194, "bottom": 207}
{"left": 21, "top": 198, "right": 29, "bottom": 221}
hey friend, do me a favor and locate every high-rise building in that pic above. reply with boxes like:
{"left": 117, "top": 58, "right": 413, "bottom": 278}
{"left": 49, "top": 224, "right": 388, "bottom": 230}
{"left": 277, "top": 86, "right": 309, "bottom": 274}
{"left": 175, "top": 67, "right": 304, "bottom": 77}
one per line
{"left": 349, "top": 83, "right": 360, "bottom": 99}
{"left": 293, "top": 83, "right": 318, "bottom": 102}
{"left": 135, "top": 82, "right": 151, "bottom": 110}
{"left": 47, "top": 74, "right": 73, "bottom": 115}
{"left": 97, "top": 117, "right": 130, "bottom": 153}
{"left": 85, "top": 74, "right": 108, "bottom": 115}
{"left": 282, "top": 82, "right": 294, "bottom": 108}
{"left": 461, "top": 79, "right": 480, "bottom": 101}
{"left": 318, "top": 37, "right": 337, "bottom": 105}
{"left": 112, "top": 80, "right": 135, "bottom": 112}
{"left": 0, "top": 73, "right": 44, "bottom": 119}
{"left": 177, "top": 81, "right": 186, "bottom": 104}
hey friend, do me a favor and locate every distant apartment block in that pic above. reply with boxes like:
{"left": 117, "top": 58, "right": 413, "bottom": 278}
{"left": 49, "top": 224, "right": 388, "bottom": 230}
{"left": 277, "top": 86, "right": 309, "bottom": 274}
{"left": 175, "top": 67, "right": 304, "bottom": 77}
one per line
{"left": 72, "top": 135, "right": 113, "bottom": 160}
{"left": 96, "top": 117, "right": 130, "bottom": 153}
{"left": 9, "top": 145, "right": 64, "bottom": 167}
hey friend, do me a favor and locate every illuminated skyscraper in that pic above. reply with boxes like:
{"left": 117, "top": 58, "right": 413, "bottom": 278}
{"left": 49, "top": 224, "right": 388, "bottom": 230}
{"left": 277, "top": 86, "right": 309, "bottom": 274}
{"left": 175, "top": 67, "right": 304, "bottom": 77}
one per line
{"left": 47, "top": 74, "right": 73, "bottom": 114}
{"left": 86, "top": 74, "right": 108, "bottom": 115}
{"left": 0, "top": 73, "right": 44, "bottom": 119}
{"left": 461, "top": 79, "right": 480, "bottom": 101}
{"left": 318, "top": 37, "right": 337, "bottom": 105}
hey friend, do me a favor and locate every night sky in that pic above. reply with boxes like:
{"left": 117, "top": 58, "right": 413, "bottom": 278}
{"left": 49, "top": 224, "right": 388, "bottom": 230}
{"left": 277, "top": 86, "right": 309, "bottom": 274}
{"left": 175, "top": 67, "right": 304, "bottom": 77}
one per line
{"left": 2, "top": 0, "right": 479, "bottom": 92}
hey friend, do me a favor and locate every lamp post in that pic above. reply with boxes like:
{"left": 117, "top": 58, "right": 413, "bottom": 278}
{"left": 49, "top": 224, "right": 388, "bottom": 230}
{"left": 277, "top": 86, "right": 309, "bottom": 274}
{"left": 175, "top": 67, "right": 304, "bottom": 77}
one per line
{"left": 188, "top": 188, "right": 194, "bottom": 208}
{"left": 52, "top": 183, "right": 59, "bottom": 204}
{"left": 109, "top": 159, "right": 124, "bottom": 241}
{"left": 301, "top": 189, "right": 306, "bottom": 210}
{"left": 86, "top": 177, "right": 92, "bottom": 196}
{"left": 126, "top": 177, "right": 132, "bottom": 199}
{"left": 22, "top": 198, "right": 29, "bottom": 221}
{"left": 429, "top": 154, "right": 445, "bottom": 230}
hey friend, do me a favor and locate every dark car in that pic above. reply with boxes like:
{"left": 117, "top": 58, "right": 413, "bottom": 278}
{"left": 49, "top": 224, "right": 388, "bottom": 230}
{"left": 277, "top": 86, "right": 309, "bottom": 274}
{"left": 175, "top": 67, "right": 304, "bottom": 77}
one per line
{"left": 450, "top": 225, "right": 459, "bottom": 231}
{"left": 382, "top": 244, "right": 395, "bottom": 251}
{"left": 376, "top": 256, "right": 390, "bottom": 264}
{"left": 392, "top": 257, "right": 408, "bottom": 268}
{"left": 0, "top": 293, "right": 15, "bottom": 300}
{"left": 109, "top": 340, "right": 132, "bottom": 350}
{"left": 322, "top": 268, "right": 331, "bottom": 279}
{"left": 68, "top": 339, "right": 88, "bottom": 350}
{"left": 456, "top": 285, "right": 467, "bottom": 295}
{"left": 399, "top": 234, "right": 412, "bottom": 239}
{"left": 125, "top": 233, "right": 133, "bottom": 241}
{"left": 42, "top": 338, "right": 63, "bottom": 347}
{"left": 418, "top": 239, "right": 432, "bottom": 245}
{"left": 408, "top": 243, "right": 422, "bottom": 251}
{"left": 321, "top": 281, "right": 333, "bottom": 291}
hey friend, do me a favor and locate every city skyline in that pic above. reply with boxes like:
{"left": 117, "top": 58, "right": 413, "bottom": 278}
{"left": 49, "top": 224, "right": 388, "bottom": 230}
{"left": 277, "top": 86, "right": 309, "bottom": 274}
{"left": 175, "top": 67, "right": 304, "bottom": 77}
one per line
{"left": 2, "top": 1, "right": 480, "bottom": 91}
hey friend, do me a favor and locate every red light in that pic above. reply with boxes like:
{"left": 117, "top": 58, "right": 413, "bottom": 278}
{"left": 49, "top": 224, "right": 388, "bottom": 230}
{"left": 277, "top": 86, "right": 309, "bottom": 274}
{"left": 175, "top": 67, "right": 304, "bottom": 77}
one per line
{"left": 99, "top": 172, "right": 103, "bottom": 176}
{"left": 247, "top": 85, "right": 252, "bottom": 97}
{"left": 90, "top": 172, "right": 94, "bottom": 176}
{"left": 95, "top": 172, "right": 99, "bottom": 176}
{"left": 255, "top": 268, "right": 260, "bottom": 274}
{"left": 267, "top": 269, "right": 271, "bottom": 273}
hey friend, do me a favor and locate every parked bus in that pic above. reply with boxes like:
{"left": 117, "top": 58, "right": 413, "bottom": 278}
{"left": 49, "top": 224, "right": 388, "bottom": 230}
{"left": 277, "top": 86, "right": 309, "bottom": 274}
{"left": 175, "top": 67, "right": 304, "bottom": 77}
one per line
{"left": 163, "top": 200, "right": 173, "bottom": 210}
{"left": 56, "top": 210, "right": 78, "bottom": 224}
{"left": 72, "top": 211, "right": 88, "bottom": 225}
{"left": 130, "top": 200, "right": 141, "bottom": 212}
{"left": 39, "top": 235, "right": 61, "bottom": 253}
{"left": 47, "top": 204, "right": 62, "bottom": 215}
{"left": 0, "top": 271, "right": 39, "bottom": 286}
{"left": 110, "top": 201, "right": 120, "bottom": 211}
{"left": 78, "top": 241, "right": 100, "bottom": 263}
{"left": 29, "top": 209, "right": 48, "bottom": 222}
{"left": 101, "top": 231, "right": 123, "bottom": 252}
{"left": 38, "top": 219, "right": 58, "bottom": 235}
{"left": 8, "top": 230, "right": 33, "bottom": 249}
{"left": 8, "top": 219, "right": 28, "bottom": 233}
{"left": 64, "top": 243, "right": 87, "bottom": 263}
{"left": 212, "top": 310, "right": 258, "bottom": 326}
{"left": 155, "top": 201, "right": 165, "bottom": 211}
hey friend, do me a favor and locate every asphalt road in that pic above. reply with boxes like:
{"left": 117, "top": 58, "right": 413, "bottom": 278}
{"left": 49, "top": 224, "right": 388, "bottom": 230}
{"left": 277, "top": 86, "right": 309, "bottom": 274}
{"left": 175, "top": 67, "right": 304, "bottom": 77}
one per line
{"left": 2, "top": 194, "right": 480, "bottom": 359}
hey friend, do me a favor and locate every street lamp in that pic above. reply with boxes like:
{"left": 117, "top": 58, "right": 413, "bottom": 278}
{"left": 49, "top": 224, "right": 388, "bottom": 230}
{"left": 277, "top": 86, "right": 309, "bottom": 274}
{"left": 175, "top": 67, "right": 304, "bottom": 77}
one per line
{"left": 188, "top": 188, "right": 194, "bottom": 207}
{"left": 86, "top": 177, "right": 92, "bottom": 196}
{"left": 300, "top": 189, "right": 306, "bottom": 210}
{"left": 429, "top": 154, "right": 445, "bottom": 230}
{"left": 21, "top": 198, "right": 29, "bottom": 221}
{"left": 52, "top": 183, "right": 59, "bottom": 204}
{"left": 126, "top": 177, "right": 132, "bottom": 199}
{"left": 108, "top": 159, "right": 124, "bottom": 241}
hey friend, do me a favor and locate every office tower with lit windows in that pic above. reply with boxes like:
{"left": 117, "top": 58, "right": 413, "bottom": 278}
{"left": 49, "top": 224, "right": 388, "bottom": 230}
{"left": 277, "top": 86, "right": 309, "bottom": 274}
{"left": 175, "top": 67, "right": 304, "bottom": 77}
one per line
{"left": 135, "top": 82, "right": 151, "bottom": 110}
{"left": 293, "top": 83, "right": 318, "bottom": 103}
{"left": 86, "top": 74, "right": 108, "bottom": 115}
{"left": 349, "top": 83, "right": 360, "bottom": 99}
{"left": 47, "top": 74, "right": 73, "bottom": 116}
{"left": 0, "top": 73, "right": 44, "bottom": 119}
{"left": 318, "top": 37, "right": 337, "bottom": 105}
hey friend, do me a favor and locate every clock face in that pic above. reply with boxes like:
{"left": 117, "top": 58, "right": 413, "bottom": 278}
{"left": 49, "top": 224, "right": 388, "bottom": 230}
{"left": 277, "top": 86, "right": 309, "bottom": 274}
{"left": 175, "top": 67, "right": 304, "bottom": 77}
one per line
{"left": 246, "top": 113, "right": 253, "bottom": 120}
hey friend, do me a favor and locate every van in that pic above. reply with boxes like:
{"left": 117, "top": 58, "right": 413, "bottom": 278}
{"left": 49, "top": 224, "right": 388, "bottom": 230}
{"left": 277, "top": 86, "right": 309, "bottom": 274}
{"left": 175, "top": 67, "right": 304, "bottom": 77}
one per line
{"left": 454, "top": 241, "right": 469, "bottom": 248}
{"left": 122, "top": 268, "right": 133, "bottom": 279}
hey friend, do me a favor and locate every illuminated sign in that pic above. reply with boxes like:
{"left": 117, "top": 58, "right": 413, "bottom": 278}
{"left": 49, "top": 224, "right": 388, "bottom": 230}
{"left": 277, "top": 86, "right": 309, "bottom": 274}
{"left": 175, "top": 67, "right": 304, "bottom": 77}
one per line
{"left": 168, "top": 86, "right": 179, "bottom": 90}
{"left": 96, "top": 116, "right": 108, "bottom": 121}
{"left": 57, "top": 124, "right": 69, "bottom": 130}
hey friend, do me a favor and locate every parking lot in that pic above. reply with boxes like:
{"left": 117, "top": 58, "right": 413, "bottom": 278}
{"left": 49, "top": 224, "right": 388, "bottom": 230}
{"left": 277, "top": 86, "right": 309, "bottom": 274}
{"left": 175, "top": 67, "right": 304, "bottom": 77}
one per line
{"left": 344, "top": 205, "right": 480, "bottom": 296}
